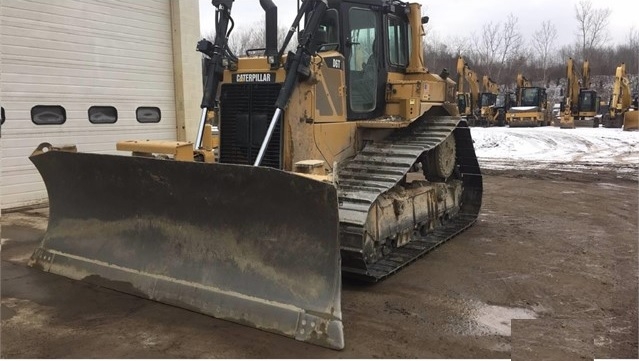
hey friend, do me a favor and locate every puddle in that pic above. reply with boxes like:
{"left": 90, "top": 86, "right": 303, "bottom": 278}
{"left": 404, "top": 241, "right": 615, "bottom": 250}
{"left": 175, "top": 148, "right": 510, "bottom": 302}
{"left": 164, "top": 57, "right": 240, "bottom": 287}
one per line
{"left": 473, "top": 303, "right": 537, "bottom": 336}
{"left": 561, "top": 191, "right": 578, "bottom": 194}
{"left": 139, "top": 332, "right": 159, "bottom": 347}
{"left": 455, "top": 300, "right": 538, "bottom": 337}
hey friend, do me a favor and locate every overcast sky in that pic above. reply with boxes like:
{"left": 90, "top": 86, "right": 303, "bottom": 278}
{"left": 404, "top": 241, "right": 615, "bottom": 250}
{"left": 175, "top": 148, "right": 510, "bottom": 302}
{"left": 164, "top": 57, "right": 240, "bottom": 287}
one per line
{"left": 198, "top": 0, "right": 638, "bottom": 47}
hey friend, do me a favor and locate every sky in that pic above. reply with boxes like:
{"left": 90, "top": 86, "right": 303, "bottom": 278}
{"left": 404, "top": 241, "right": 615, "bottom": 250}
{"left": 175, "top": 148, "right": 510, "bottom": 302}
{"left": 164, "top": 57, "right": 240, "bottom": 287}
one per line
{"left": 198, "top": 0, "right": 638, "bottom": 47}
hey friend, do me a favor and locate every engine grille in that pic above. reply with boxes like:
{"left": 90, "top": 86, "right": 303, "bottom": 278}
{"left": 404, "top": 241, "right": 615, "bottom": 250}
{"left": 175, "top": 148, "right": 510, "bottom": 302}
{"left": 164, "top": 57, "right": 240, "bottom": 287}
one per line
{"left": 219, "top": 83, "right": 282, "bottom": 169}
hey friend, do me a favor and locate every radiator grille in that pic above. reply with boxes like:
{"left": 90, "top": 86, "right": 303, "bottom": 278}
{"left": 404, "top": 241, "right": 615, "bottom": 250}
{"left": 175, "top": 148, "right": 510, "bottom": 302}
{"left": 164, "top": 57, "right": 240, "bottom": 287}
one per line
{"left": 219, "top": 83, "right": 282, "bottom": 169}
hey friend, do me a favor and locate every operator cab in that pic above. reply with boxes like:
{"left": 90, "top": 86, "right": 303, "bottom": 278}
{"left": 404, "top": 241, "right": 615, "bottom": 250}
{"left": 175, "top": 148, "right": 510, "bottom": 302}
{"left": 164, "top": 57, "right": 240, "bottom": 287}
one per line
{"left": 578, "top": 89, "right": 598, "bottom": 113}
{"left": 519, "top": 87, "right": 547, "bottom": 107}
{"left": 495, "top": 92, "right": 515, "bottom": 111}
{"left": 480, "top": 93, "right": 497, "bottom": 107}
{"left": 316, "top": 0, "right": 413, "bottom": 120}
{"left": 457, "top": 94, "right": 467, "bottom": 114}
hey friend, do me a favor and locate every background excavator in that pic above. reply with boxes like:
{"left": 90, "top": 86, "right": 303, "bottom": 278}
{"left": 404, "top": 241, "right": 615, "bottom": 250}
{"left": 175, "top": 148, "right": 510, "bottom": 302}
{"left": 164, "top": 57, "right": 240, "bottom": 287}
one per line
{"left": 27, "top": 0, "right": 482, "bottom": 351}
{"left": 603, "top": 63, "right": 638, "bottom": 130}
{"left": 506, "top": 73, "right": 550, "bottom": 127}
{"left": 493, "top": 90, "right": 515, "bottom": 127}
{"left": 560, "top": 58, "right": 599, "bottom": 128}
{"left": 477, "top": 75, "right": 499, "bottom": 126}
{"left": 456, "top": 56, "right": 480, "bottom": 126}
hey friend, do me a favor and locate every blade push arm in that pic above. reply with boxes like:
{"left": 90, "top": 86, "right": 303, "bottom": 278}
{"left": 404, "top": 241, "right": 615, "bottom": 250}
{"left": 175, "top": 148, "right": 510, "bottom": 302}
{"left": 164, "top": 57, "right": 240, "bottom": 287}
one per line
{"left": 195, "top": 0, "right": 235, "bottom": 149}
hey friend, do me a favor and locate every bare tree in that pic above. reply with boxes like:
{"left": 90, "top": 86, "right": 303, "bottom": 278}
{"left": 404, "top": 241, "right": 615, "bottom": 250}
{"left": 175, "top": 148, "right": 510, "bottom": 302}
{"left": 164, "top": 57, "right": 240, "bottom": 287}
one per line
{"left": 448, "top": 35, "right": 471, "bottom": 57}
{"left": 472, "top": 22, "right": 501, "bottom": 77}
{"left": 628, "top": 27, "right": 639, "bottom": 50}
{"left": 206, "top": 20, "right": 295, "bottom": 57}
{"left": 531, "top": 20, "right": 558, "bottom": 85}
{"left": 618, "top": 27, "right": 639, "bottom": 75}
{"left": 471, "top": 15, "right": 524, "bottom": 83}
{"left": 495, "top": 14, "right": 523, "bottom": 83}
{"left": 574, "top": 0, "right": 611, "bottom": 61}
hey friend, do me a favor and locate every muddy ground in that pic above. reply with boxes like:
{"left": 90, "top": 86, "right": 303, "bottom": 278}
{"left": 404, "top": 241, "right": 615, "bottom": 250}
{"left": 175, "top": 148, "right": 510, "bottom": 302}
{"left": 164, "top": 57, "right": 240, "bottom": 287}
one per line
{"left": 1, "top": 171, "right": 637, "bottom": 359}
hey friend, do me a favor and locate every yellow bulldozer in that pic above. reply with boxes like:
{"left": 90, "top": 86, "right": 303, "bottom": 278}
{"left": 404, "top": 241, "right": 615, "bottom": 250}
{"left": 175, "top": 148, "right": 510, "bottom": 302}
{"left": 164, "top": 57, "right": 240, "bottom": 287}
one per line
{"left": 506, "top": 73, "right": 550, "bottom": 127}
{"left": 603, "top": 63, "right": 638, "bottom": 130}
{"left": 28, "top": 0, "right": 482, "bottom": 350}
{"left": 560, "top": 58, "right": 599, "bottom": 128}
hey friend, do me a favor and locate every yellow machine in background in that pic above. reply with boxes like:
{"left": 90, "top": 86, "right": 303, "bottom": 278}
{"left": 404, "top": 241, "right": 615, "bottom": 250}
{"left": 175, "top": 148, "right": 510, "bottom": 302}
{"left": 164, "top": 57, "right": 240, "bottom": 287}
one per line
{"left": 626, "top": 105, "right": 639, "bottom": 131}
{"left": 506, "top": 73, "right": 550, "bottom": 127}
{"left": 604, "top": 63, "right": 638, "bottom": 130}
{"left": 493, "top": 90, "right": 514, "bottom": 127}
{"left": 456, "top": 56, "right": 480, "bottom": 125}
{"left": 28, "top": 0, "right": 482, "bottom": 350}
{"left": 560, "top": 58, "right": 599, "bottom": 128}
{"left": 477, "top": 75, "right": 499, "bottom": 126}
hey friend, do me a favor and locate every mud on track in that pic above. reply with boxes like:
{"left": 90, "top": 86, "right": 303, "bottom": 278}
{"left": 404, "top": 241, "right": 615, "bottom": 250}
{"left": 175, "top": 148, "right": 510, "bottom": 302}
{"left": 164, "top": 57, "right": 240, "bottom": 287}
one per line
{"left": 1, "top": 170, "right": 637, "bottom": 358}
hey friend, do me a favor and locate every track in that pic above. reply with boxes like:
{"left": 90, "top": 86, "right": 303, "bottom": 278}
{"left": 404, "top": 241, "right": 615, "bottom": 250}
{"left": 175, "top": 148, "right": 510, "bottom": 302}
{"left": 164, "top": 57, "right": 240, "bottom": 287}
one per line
{"left": 337, "top": 116, "right": 483, "bottom": 281}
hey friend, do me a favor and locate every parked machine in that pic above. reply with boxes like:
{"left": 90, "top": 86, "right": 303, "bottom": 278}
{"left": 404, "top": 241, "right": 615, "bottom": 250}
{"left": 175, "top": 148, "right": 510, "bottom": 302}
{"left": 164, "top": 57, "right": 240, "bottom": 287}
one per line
{"left": 28, "top": 0, "right": 482, "bottom": 350}
{"left": 456, "top": 55, "right": 480, "bottom": 125}
{"left": 492, "top": 91, "right": 514, "bottom": 126}
{"left": 628, "top": 95, "right": 639, "bottom": 131}
{"left": 560, "top": 58, "right": 598, "bottom": 128}
{"left": 506, "top": 73, "right": 550, "bottom": 127}
{"left": 603, "top": 63, "right": 638, "bottom": 130}
{"left": 477, "top": 75, "right": 499, "bottom": 126}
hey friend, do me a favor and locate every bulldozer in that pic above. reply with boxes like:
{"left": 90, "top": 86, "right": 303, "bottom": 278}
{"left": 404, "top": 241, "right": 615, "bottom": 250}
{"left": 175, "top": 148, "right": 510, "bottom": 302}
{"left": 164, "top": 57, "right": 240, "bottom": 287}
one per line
{"left": 27, "top": 0, "right": 482, "bottom": 350}
{"left": 506, "top": 73, "right": 550, "bottom": 127}
{"left": 603, "top": 63, "right": 638, "bottom": 130}
{"left": 560, "top": 58, "right": 599, "bottom": 128}
{"left": 455, "top": 55, "right": 480, "bottom": 126}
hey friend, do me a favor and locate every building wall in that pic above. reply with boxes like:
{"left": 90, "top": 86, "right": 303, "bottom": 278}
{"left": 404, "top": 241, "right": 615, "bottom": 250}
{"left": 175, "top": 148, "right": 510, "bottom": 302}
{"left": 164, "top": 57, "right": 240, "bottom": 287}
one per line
{"left": 0, "top": 0, "right": 201, "bottom": 210}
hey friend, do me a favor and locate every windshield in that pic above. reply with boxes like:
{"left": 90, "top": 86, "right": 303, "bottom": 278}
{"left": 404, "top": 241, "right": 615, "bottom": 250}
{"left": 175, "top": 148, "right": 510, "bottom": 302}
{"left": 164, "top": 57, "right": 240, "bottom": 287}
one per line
{"left": 495, "top": 94, "right": 506, "bottom": 108}
{"left": 457, "top": 94, "right": 467, "bottom": 113}
{"left": 521, "top": 88, "right": 540, "bottom": 107}
{"left": 481, "top": 93, "right": 496, "bottom": 107}
{"left": 579, "top": 91, "right": 595, "bottom": 112}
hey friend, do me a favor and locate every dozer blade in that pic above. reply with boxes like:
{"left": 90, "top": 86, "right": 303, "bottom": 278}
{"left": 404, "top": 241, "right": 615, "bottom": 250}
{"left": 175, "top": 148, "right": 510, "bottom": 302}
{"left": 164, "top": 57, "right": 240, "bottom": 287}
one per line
{"left": 29, "top": 145, "right": 344, "bottom": 350}
{"left": 623, "top": 111, "right": 639, "bottom": 131}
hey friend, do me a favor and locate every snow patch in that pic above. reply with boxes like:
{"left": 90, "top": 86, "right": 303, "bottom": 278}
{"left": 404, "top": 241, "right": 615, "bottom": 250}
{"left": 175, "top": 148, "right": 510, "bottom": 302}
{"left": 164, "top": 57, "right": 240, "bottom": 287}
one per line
{"left": 470, "top": 127, "right": 639, "bottom": 175}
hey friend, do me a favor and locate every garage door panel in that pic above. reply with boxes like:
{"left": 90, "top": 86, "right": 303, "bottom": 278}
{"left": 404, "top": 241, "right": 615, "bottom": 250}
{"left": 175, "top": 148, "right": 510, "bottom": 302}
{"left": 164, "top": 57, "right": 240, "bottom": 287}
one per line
{"left": 1, "top": 45, "right": 173, "bottom": 71}
{"left": 1, "top": 0, "right": 178, "bottom": 209}
{"left": 2, "top": 126, "right": 178, "bottom": 159}
{"left": 2, "top": 30, "right": 172, "bottom": 60}
{"left": 2, "top": 0, "right": 171, "bottom": 36}
{"left": 2, "top": 83, "right": 175, "bottom": 98}
{"left": 1, "top": 62, "right": 171, "bottom": 82}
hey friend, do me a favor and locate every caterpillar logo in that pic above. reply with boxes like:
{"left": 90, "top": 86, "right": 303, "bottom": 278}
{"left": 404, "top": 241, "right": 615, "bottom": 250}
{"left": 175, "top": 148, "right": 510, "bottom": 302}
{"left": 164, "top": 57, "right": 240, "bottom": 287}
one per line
{"left": 233, "top": 73, "right": 275, "bottom": 83}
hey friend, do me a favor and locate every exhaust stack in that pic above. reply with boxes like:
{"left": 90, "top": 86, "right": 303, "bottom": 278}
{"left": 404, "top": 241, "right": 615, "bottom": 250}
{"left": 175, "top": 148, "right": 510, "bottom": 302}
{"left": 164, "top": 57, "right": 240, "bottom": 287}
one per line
{"left": 260, "top": 0, "right": 278, "bottom": 67}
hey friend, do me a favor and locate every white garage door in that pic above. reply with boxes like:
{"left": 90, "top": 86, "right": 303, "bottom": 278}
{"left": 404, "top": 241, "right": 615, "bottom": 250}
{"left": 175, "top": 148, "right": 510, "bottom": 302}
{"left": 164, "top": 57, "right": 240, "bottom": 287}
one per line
{"left": 0, "top": 0, "right": 178, "bottom": 209}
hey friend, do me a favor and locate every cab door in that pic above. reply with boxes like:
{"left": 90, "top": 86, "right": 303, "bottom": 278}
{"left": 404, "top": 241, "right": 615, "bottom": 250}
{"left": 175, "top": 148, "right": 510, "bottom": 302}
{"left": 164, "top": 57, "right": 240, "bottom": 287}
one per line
{"left": 341, "top": 3, "right": 384, "bottom": 120}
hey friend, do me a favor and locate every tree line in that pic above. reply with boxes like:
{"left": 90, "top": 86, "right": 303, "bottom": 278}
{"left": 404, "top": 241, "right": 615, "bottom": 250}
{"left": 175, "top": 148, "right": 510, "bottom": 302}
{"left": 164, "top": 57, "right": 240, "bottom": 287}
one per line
{"left": 204, "top": 0, "right": 638, "bottom": 93}
{"left": 425, "top": 0, "right": 638, "bottom": 91}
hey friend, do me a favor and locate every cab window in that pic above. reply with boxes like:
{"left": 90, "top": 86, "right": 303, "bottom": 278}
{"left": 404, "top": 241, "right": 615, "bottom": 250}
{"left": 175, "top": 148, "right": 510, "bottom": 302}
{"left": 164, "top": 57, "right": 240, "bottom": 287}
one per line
{"left": 318, "top": 9, "right": 339, "bottom": 51}
{"left": 387, "top": 15, "right": 408, "bottom": 67}
{"left": 348, "top": 7, "right": 379, "bottom": 113}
